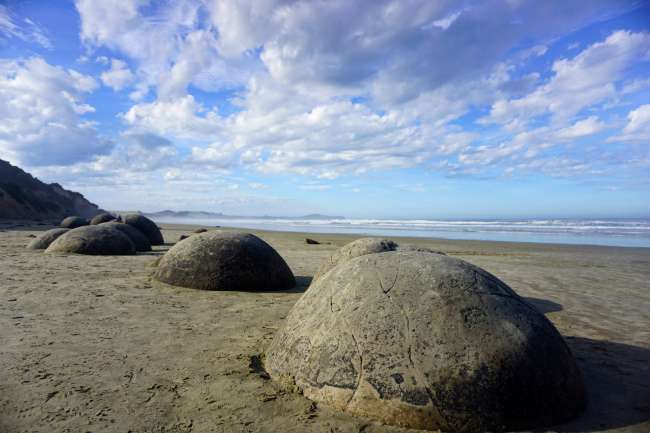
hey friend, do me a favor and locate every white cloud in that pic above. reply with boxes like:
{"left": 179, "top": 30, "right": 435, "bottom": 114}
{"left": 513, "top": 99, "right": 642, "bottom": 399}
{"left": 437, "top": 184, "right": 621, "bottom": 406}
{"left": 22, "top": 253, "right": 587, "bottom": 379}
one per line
{"left": 65, "top": 0, "right": 649, "bottom": 187}
{"left": 122, "top": 95, "right": 223, "bottom": 139}
{"left": 611, "top": 105, "right": 650, "bottom": 142}
{"left": 100, "top": 58, "right": 134, "bottom": 91}
{"left": 556, "top": 116, "right": 605, "bottom": 139}
{"left": 483, "top": 30, "right": 650, "bottom": 129}
{"left": 0, "top": 5, "right": 52, "bottom": 49}
{"left": 0, "top": 57, "right": 110, "bottom": 166}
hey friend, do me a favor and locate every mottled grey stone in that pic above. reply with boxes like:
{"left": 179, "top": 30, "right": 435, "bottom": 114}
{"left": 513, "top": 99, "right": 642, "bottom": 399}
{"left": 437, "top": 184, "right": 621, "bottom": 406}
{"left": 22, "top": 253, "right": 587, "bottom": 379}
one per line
{"left": 89, "top": 213, "right": 117, "bottom": 225}
{"left": 101, "top": 222, "right": 151, "bottom": 252}
{"left": 45, "top": 225, "right": 135, "bottom": 255}
{"left": 60, "top": 216, "right": 88, "bottom": 229}
{"left": 123, "top": 214, "right": 164, "bottom": 245}
{"left": 154, "top": 231, "right": 295, "bottom": 291}
{"left": 313, "top": 238, "right": 398, "bottom": 282}
{"left": 27, "top": 228, "right": 70, "bottom": 250}
{"left": 266, "top": 251, "right": 585, "bottom": 432}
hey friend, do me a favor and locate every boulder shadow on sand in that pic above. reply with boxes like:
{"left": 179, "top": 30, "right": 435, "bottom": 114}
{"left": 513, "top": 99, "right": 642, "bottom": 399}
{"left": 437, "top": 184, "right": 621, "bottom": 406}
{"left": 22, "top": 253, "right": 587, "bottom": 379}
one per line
{"left": 266, "top": 251, "right": 586, "bottom": 432}
{"left": 154, "top": 231, "right": 295, "bottom": 291}
{"left": 524, "top": 296, "right": 564, "bottom": 314}
{"left": 555, "top": 336, "right": 650, "bottom": 432}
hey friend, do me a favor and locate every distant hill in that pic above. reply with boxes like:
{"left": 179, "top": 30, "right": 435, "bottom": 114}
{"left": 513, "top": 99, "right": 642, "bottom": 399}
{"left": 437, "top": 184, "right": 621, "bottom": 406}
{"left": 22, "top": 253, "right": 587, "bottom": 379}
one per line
{"left": 0, "top": 159, "right": 103, "bottom": 220}
{"left": 145, "top": 210, "right": 345, "bottom": 220}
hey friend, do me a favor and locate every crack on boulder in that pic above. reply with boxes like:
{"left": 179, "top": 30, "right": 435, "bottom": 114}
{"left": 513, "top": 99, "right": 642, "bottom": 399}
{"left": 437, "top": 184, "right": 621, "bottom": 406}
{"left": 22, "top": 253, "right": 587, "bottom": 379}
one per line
{"left": 376, "top": 259, "right": 450, "bottom": 428}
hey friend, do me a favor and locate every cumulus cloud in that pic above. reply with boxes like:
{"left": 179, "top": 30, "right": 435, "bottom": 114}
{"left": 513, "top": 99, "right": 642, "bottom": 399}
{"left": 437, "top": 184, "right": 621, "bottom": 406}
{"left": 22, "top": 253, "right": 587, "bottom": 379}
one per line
{"left": 556, "top": 116, "right": 606, "bottom": 139}
{"left": 483, "top": 30, "right": 650, "bottom": 129}
{"left": 122, "top": 95, "right": 223, "bottom": 139}
{"left": 0, "top": 57, "right": 111, "bottom": 166}
{"left": 611, "top": 105, "right": 650, "bottom": 142}
{"left": 60, "top": 0, "right": 650, "bottom": 186}
{"left": 100, "top": 58, "right": 134, "bottom": 91}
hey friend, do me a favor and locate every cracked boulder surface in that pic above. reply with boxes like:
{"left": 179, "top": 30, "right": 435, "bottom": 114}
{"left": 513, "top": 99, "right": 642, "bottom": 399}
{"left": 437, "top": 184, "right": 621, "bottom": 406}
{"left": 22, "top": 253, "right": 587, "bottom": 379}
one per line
{"left": 265, "top": 251, "right": 586, "bottom": 432}
{"left": 45, "top": 225, "right": 136, "bottom": 256}
{"left": 26, "top": 228, "right": 70, "bottom": 250}
{"left": 154, "top": 231, "right": 296, "bottom": 291}
{"left": 123, "top": 214, "right": 164, "bottom": 245}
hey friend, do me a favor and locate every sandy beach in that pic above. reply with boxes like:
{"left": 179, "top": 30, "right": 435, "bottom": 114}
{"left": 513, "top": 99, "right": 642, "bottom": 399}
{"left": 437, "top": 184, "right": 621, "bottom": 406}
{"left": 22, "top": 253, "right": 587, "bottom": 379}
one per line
{"left": 1, "top": 222, "right": 649, "bottom": 433}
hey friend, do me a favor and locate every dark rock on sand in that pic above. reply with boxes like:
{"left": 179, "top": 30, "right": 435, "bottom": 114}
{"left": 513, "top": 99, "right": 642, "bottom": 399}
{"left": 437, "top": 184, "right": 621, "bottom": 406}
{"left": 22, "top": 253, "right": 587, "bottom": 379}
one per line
{"left": 60, "top": 216, "right": 88, "bottom": 229}
{"left": 27, "top": 228, "right": 70, "bottom": 250}
{"left": 313, "top": 237, "right": 398, "bottom": 281}
{"left": 154, "top": 231, "right": 295, "bottom": 291}
{"left": 305, "top": 238, "right": 320, "bottom": 245}
{"left": 178, "top": 234, "right": 190, "bottom": 242}
{"left": 45, "top": 225, "right": 135, "bottom": 255}
{"left": 90, "top": 213, "right": 117, "bottom": 225}
{"left": 123, "top": 214, "right": 164, "bottom": 245}
{"left": 266, "top": 251, "right": 585, "bottom": 432}
{"left": 101, "top": 222, "right": 151, "bottom": 252}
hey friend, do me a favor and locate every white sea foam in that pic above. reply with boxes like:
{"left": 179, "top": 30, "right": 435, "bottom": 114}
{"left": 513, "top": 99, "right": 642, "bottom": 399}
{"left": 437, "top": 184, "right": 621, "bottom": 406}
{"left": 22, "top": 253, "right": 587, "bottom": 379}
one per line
{"left": 153, "top": 217, "right": 650, "bottom": 248}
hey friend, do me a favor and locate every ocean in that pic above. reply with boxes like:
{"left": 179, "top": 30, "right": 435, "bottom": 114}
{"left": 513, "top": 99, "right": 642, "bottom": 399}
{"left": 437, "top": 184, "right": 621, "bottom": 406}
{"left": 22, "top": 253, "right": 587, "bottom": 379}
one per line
{"left": 151, "top": 217, "right": 650, "bottom": 248}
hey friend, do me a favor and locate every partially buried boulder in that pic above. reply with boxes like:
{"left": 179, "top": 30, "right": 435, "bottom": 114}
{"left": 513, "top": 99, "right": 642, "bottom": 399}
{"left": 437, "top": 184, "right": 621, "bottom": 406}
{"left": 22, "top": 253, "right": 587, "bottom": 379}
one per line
{"left": 154, "top": 231, "right": 295, "bottom": 291}
{"left": 45, "top": 225, "right": 135, "bottom": 255}
{"left": 265, "top": 251, "right": 585, "bottom": 432}
{"left": 60, "top": 216, "right": 88, "bottom": 229}
{"left": 27, "top": 228, "right": 70, "bottom": 250}
{"left": 313, "top": 237, "right": 399, "bottom": 282}
{"left": 90, "top": 213, "right": 117, "bottom": 225}
{"left": 101, "top": 221, "right": 151, "bottom": 252}
{"left": 123, "top": 214, "right": 164, "bottom": 245}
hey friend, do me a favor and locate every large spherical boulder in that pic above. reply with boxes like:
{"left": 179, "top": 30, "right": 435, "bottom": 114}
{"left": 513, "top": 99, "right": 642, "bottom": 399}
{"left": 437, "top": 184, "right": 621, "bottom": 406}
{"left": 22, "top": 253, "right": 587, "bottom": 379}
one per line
{"left": 27, "top": 228, "right": 70, "bottom": 250}
{"left": 154, "top": 231, "right": 295, "bottom": 291}
{"left": 60, "top": 216, "right": 88, "bottom": 229}
{"left": 266, "top": 251, "right": 585, "bottom": 432}
{"left": 313, "top": 238, "right": 399, "bottom": 281}
{"left": 45, "top": 225, "right": 135, "bottom": 255}
{"left": 101, "top": 222, "right": 151, "bottom": 252}
{"left": 123, "top": 214, "right": 164, "bottom": 245}
{"left": 90, "top": 213, "right": 117, "bottom": 225}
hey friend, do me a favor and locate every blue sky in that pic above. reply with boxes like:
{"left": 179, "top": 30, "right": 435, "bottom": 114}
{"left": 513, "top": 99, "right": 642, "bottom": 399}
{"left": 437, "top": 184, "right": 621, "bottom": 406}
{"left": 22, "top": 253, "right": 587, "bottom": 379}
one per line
{"left": 1, "top": 0, "right": 649, "bottom": 218}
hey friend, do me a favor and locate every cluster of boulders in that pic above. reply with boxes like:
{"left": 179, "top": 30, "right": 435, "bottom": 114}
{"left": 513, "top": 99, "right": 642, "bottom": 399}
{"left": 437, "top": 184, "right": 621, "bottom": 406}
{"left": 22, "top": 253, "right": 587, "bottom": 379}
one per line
{"left": 28, "top": 213, "right": 164, "bottom": 255}
{"left": 28, "top": 223, "right": 587, "bottom": 431}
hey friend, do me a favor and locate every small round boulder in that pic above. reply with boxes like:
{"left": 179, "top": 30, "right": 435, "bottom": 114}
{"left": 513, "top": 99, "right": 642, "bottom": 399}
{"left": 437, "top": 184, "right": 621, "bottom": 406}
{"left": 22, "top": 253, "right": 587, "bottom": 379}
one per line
{"left": 27, "top": 228, "right": 70, "bottom": 250}
{"left": 45, "top": 225, "right": 135, "bottom": 255}
{"left": 102, "top": 222, "right": 151, "bottom": 252}
{"left": 123, "top": 214, "right": 164, "bottom": 245}
{"left": 266, "top": 252, "right": 585, "bottom": 432}
{"left": 154, "top": 231, "right": 295, "bottom": 291}
{"left": 90, "top": 213, "right": 117, "bottom": 225}
{"left": 313, "top": 237, "right": 398, "bottom": 282}
{"left": 60, "top": 216, "right": 88, "bottom": 229}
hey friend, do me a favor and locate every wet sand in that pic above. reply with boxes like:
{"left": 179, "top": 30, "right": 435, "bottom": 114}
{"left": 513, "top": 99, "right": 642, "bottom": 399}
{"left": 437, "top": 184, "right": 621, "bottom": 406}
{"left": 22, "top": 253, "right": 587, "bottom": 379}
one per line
{"left": 1, "top": 222, "right": 649, "bottom": 433}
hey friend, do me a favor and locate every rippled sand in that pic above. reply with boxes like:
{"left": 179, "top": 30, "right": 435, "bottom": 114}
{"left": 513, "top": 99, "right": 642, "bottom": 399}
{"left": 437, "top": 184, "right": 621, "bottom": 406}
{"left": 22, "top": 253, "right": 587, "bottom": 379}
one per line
{"left": 1, "top": 222, "right": 649, "bottom": 432}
